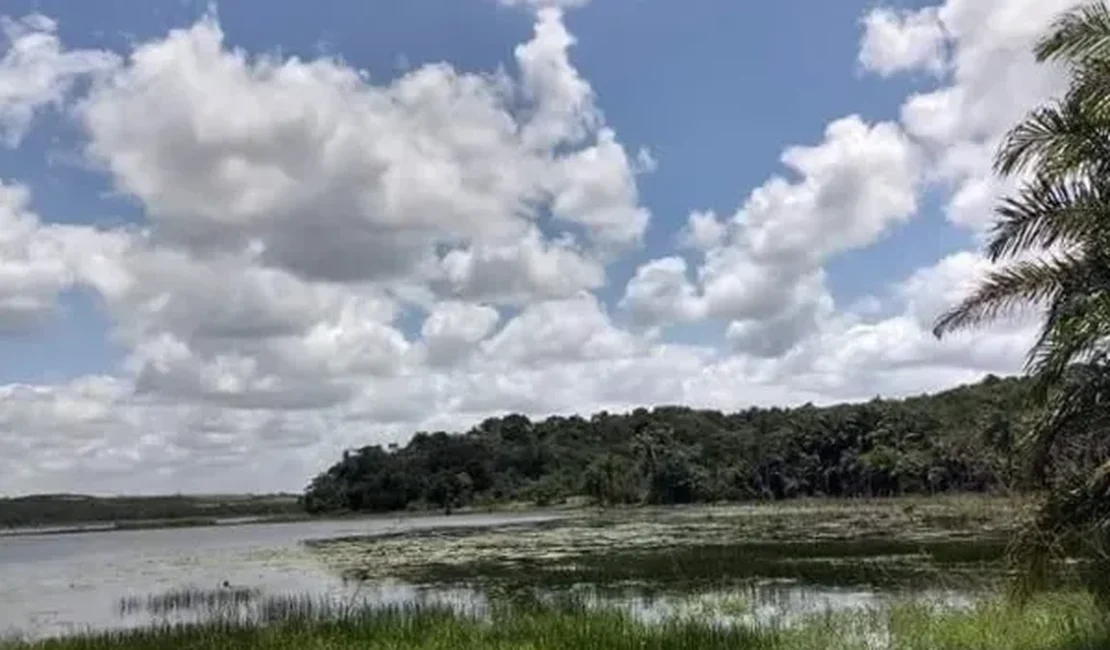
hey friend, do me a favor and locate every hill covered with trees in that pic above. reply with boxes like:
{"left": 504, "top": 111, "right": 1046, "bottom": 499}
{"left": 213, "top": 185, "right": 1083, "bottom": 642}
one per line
{"left": 304, "top": 375, "right": 1043, "bottom": 514}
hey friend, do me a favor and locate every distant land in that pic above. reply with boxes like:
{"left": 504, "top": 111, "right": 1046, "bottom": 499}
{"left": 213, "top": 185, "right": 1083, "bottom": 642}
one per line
{"left": 0, "top": 493, "right": 304, "bottom": 531}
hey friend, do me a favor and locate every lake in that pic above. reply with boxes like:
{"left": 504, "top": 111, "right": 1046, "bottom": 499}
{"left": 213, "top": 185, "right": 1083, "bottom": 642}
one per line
{"left": 0, "top": 513, "right": 557, "bottom": 639}
{"left": 0, "top": 499, "right": 1016, "bottom": 640}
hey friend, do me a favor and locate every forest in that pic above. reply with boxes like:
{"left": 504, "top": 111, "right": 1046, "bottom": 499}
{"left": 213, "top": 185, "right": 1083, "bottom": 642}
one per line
{"left": 303, "top": 374, "right": 1062, "bottom": 514}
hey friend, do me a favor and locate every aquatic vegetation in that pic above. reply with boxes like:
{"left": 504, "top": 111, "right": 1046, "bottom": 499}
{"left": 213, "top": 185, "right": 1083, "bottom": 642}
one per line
{"left": 4, "top": 496, "right": 1076, "bottom": 645}
{"left": 3, "top": 591, "right": 1107, "bottom": 650}
{"left": 117, "top": 587, "right": 262, "bottom": 617}
{"left": 307, "top": 498, "right": 1023, "bottom": 592}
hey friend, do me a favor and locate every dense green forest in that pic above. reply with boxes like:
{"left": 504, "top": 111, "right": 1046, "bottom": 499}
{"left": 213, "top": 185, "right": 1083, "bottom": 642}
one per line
{"left": 0, "top": 494, "right": 303, "bottom": 529}
{"left": 304, "top": 375, "right": 1056, "bottom": 514}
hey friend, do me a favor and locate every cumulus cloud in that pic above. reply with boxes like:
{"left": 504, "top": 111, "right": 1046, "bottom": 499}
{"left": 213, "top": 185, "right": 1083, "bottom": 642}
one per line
{"left": 78, "top": 10, "right": 646, "bottom": 291}
{"left": 623, "top": 115, "right": 920, "bottom": 352}
{"left": 0, "top": 7, "right": 659, "bottom": 493}
{"left": 0, "top": 0, "right": 1070, "bottom": 494}
{"left": 620, "top": 257, "right": 703, "bottom": 329}
{"left": 779, "top": 251, "right": 1037, "bottom": 399}
{"left": 0, "top": 14, "right": 118, "bottom": 146}
{"left": 0, "top": 181, "right": 131, "bottom": 334}
{"left": 862, "top": 0, "right": 1080, "bottom": 231}
{"left": 482, "top": 292, "right": 640, "bottom": 368}
{"left": 680, "top": 210, "right": 727, "bottom": 252}
{"left": 859, "top": 8, "right": 948, "bottom": 77}
{"left": 420, "top": 302, "right": 501, "bottom": 368}
{"left": 436, "top": 229, "right": 605, "bottom": 303}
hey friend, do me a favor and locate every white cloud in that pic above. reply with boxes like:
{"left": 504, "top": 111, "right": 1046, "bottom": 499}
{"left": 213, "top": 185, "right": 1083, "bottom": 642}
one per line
{"left": 740, "top": 117, "right": 920, "bottom": 263}
{"left": 620, "top": 256, "right": 703, "bottom": 329}
{"left": 420, "top": 302, "right": 501, "bottom": 368}
{"left": 0, "top": 14, "right": 118, "bottom": 146}
{"left": 516, "top": 8, "right": 598, "bottom": 149}
{"left": 680, "top": 210, "right": 726, "bottom": 252}
{"left": 549, "top": 128, "right": 650, "bottom": 248}
{"left": 0, "top": 182, "right": 71, "bottom": 331}
{"left": 859, "top": 8, "right": 947, "bottom": 77}
{"left": 0, "top": 181, "right": 131, "bottom": 334}
{"left": 482, "top": 292, "right": 640, "bottom": 367}
{"left": 864, "top": 0, "right": 1080, "bottom": 231}
{"left": 0, "top": 0, "right": 1069, "bottom": 495}
{"left": 624, "top": 115, "right": 920, "bottom": 351}
{"left": 0, "top": 375, "right": 339, "bottom": 495}
{"left": 437, "top": 229, "right": 605, "bottom": 303}
{"left": 780, "top": 251, "right": 1037, "bottom": 399}
{"left": 79, "top": 10, "right": 645, "bottom": 292}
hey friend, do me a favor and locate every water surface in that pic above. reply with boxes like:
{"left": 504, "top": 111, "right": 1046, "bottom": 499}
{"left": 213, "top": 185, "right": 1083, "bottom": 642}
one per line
{"left": 1, "top": 501, "right": 1014, "bottom": 640}
{"left": 0, "top": 512, "right": 556, "bottom": 639}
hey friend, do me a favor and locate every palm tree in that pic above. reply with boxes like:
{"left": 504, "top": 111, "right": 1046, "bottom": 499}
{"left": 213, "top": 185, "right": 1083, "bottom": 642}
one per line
{"left": 934, "top": 1, "right": 1110, "bottom": 596}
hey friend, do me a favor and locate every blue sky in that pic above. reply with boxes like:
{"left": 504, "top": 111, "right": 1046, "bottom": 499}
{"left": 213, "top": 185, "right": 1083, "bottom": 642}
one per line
{"left": 2, "top": 0, "right": 964, "bottom": 381}
{"left": 0, "top": 0, "right": 1067, "bottom": 493}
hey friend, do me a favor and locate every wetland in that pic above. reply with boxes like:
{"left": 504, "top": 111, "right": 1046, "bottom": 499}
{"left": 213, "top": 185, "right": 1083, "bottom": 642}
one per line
{"left": 1, "top": 496, "right": 1051, "bottom": 645}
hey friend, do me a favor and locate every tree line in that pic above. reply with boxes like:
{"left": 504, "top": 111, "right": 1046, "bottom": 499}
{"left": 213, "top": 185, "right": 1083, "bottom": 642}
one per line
{"left": 0, "top": 494, "right": 303, "bottom": 529}
{"left": 304, "top": 374, "right": 1042, "bottom": 514}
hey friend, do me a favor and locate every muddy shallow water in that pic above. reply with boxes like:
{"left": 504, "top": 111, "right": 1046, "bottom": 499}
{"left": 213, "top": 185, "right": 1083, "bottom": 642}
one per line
{"left": 0, "top": 512, "right": 557, "bottom": 639}
{"left": 1, "top": 498, "right": 1022, "bottom": 640}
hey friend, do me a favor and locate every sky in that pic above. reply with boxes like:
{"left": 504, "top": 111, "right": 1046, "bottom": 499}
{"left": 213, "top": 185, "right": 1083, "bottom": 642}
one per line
{"left": 0, "top": 0, "right": 1079, "bottom": 495}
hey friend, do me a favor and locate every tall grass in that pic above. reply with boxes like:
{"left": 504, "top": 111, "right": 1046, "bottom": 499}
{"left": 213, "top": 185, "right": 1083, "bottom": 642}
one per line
{"left": 6, "top": 591, "right": 1108, "bottom": 650}
{"left": 117, "top": 587, "right": 261, "bottom": 617}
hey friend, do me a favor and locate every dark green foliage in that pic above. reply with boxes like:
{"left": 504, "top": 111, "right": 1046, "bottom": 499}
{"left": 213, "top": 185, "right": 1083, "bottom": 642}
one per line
{"left": 305, "top": 375, "right": 1037, "bottom": 514}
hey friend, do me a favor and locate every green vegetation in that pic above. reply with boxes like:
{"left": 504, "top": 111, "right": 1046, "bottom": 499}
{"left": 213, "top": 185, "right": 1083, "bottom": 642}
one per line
{"left": 0, "top": 493, "right": 303, "bottom": 530}
{"left": 308, "top": 497, "right": 1022, "bottom": 591}
{"left": 12, "top": 5, "right": 1110, "bottom": 649}
{"left": 299, "top": 5, "right": 1110, "bottom": 619}
{"left": 305, "top": 375, "right": 1036, "bottom": 514}
{"left": 930, "top": 1, "right": 1110, "bottom": 596}
{"left": 4, "top": 593, "right": 1108, "bottom": 650}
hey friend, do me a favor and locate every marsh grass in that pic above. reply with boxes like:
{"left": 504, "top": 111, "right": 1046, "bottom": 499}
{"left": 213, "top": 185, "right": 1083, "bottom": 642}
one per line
{"left": 117, "top": 587, "right": 261, "bottom": 617}
{"left": 5, "top": 591, "right": 1109, "bottom": 650}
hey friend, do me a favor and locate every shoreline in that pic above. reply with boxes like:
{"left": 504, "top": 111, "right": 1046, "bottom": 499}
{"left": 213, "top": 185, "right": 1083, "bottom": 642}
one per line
{"left": 0, "top": 492, "right": 1023, "bottom": 538}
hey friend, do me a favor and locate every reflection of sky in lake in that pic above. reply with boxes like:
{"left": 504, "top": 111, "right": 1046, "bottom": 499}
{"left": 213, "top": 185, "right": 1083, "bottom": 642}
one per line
{"left": 0, "top": 514, "right": 554, "bottom": 640}
{"left": 1, "top": 512, "right": 984, "bottom": 641}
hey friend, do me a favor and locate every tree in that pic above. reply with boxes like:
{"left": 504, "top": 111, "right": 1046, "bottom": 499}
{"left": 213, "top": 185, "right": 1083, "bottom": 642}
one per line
{"left": 302, "top": 376, "right": 1032, "bottom": 517}
{"left": 933, "top": 1, "right": 1110, "bottom": 596}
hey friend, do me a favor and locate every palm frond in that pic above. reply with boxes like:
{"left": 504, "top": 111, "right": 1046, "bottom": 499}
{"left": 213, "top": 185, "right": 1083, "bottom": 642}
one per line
{"left": 932, "top": 254, "right": 1085, "bottom": 337}
{"left": 1022, "top": 363, "right": 1110, "bottom": 480}
{"left": 1026, "top": 291, "right": 1110, "bottom": 389}
{"left": 987, "top": 176, "right": 1109, "bottom": 261}
{"left": 1035, "top": 2, "right": 1110, "bottom": 63}
{"left": 995, "top": 99, "right": 1110, "bottom": 179}
{"left": 1067, "top": 56, "right": 1110, "bottom": 118}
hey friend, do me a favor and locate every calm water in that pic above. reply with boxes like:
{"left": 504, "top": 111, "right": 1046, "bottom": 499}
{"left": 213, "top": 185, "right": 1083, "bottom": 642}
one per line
{"left": 0, "top": 513, "right": 556, "bottom": 639}
{"left": 1, "top": 512, "right": 992, "bottom": 640}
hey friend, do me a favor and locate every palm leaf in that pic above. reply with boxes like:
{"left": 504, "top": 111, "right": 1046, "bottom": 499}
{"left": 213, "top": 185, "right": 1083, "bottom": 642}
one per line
{"left": 1027, "top": 290, "right": 1110, "bottom": 385}
{"left": 1022, "top": 367, "right": 1110, "bottom": 482}
{"left": 986, "top": 176, "right": 1109, "bottom": 261}
{"left": 932, "top": 254, "right": 1086, "bottom": 337}
{"left": 1067, "top": 56, "right": 1110, "bottom": 117}
{"left": 995, "top": 99, "right": 1110, "bottom": 179}
{"left": 1035, "top": 2, "right": 1110, "bottom": 63}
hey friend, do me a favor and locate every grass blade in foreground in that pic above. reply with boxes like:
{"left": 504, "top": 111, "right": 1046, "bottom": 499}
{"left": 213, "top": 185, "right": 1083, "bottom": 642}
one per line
{"left": 6, "top": 592, "right": 1109, "bottom": 650}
